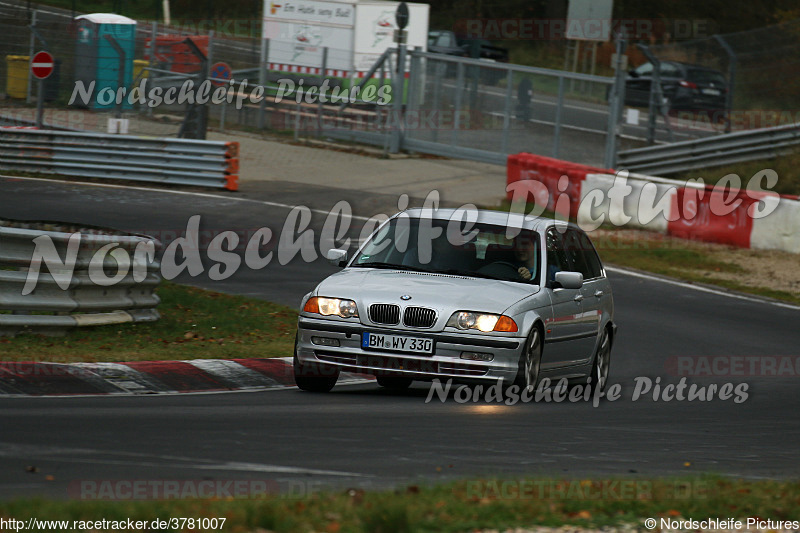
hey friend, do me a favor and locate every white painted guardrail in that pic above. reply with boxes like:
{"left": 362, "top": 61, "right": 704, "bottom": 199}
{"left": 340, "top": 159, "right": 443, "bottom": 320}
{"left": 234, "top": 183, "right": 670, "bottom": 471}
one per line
{"left": 0, "top": 128, "right": 240, "bottom": 191}
{"left": 0, "top": 221, "right": 162, "bottom": 337}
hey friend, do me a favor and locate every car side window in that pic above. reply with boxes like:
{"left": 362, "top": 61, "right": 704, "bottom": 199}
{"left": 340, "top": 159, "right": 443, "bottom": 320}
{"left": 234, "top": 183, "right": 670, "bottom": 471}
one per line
{"left": 559, "top": 229, "right": 603, "bottom": 280}
{"left": 546, "top": 228, "right": 571, "bottom": 284}
{"left": 568, "top": 229, "right": 603, "bottom": 280}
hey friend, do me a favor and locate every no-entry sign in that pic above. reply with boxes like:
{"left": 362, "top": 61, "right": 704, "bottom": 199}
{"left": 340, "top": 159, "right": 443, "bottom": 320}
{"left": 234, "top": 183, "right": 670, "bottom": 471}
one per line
{"left": 31, "top": 51, "right": 54, "bottom": 80}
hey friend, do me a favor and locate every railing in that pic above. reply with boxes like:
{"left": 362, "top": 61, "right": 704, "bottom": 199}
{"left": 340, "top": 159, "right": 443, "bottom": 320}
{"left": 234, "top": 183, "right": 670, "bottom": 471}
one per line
{"left": 617, "top": 122, "right": 800, "bottom": 175}
{"left": 0, "top": 222, "right": 162, "bottom": 337}
{"left": 0, "top": 128, "right": 240, "bottom": 190}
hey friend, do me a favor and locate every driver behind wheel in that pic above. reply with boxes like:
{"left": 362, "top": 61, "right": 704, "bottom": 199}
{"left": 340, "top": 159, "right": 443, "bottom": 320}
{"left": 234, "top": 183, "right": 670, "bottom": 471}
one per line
{"left": 513, "top": 236, "right": 538, "bottom": 282}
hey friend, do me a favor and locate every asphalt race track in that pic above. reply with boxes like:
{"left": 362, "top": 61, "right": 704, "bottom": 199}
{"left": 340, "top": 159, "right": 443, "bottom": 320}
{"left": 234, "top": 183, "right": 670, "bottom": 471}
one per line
{"left": 1, "top": 176, "right": 799, "bottom": 500}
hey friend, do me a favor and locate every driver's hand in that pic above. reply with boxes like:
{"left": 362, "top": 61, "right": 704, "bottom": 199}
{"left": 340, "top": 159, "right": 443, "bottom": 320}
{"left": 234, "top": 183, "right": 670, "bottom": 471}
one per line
{"left": 518, "top": 267, "right": 531, "bottom": 280}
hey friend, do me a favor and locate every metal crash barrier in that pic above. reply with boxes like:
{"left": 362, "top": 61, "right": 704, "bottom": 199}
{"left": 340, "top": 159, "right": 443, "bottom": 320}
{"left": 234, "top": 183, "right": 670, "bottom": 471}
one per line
{"left": 0, "top": 128, "right": 239, "bottom": 191}
{"left": 0, "top": 221, "right": 162, "bottom": 337}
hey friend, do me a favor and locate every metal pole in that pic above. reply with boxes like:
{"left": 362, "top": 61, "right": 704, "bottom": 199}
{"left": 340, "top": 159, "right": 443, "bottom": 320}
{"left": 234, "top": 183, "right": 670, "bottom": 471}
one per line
{"left": 35, "top": 79, "right": 44, "bottom": 128}
{"left": 451, "top": 60, "right": 464, "bottom": 146}
{"left": 26, "top": 10, "right": 36, "bottom": 104}
{"left": 603, "top": 33, "right": 626, "bottom": 169}
{"left": 501, "top": 68, "right": 513, "bottom": 154}
{"left": 294, "top": 101, "right": 301, "bottom": 142}
{"left": 406, "top": 47, "right": 422, "bottom": 134}
{"left": 431, "top": 61, "right": 444, "bottom": 143}
{"left": 318, "top": 46, "right": 327, "bottom": 138}
{"left": 553, "top": 76, "right": 565, "bottom": 158}
{"left": 570, "top": 39, "right": 580, "bottom": 93}
{"left": 714, "top": 34, "right": 736, "bottom": 134}
{"left": 146, "top": 22, "right": 158, "bottom": 117}
{"left": 390, "top": 37, "right": 407, "bottom": 153}
{"left": 103, "top": 34, "right": 126, "bottom": 118}
{"left": 258, "top": 38, "right": 269, "bottom": 130}
{"left": 637, "top": 44, "right": 661, "bottom": 145}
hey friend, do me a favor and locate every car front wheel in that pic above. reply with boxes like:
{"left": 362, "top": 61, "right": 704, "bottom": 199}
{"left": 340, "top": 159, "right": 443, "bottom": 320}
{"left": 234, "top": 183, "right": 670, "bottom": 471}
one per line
{"left": 512, "top": 326, "right": 542, "bottom": 392}
{"left": 293, "top": 337, "right": 340, "bottom": 392}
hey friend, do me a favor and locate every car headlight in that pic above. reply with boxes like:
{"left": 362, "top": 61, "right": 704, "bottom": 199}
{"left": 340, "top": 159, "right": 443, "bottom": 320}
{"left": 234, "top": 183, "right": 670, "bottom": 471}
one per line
{"left": 303, "top": 296, "right": 359, "bottom": 318}
{"left": 447, "top": 311, "right": 518, "bottom": 332}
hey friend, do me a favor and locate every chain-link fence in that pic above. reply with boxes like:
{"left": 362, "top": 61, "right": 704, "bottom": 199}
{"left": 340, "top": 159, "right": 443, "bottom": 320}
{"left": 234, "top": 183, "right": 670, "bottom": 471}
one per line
{"left": 401, "top": 51, "right": 616, "bottom": 167}
{"left": 646, "top": 18, "right": 800, "bottom": 132}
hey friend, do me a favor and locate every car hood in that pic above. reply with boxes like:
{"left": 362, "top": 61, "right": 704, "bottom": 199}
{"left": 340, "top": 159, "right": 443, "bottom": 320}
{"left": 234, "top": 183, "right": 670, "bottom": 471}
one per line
{"left": 315, "top": 268, "right": 538, "bottom": 316}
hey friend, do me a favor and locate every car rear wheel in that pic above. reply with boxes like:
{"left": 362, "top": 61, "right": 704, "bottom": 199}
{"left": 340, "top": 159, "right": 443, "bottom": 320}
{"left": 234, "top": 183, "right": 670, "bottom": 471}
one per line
{"left": 293, "top": 337, "right": 339, "bottom": 392}
{"left": 512, "top": 326, "right": 542, "bottom": 392}
{"left": 376, "top": 376, "right": 413, "bottom": 389}
{"left": 590, "top": 327, "right": 612, "bottom": 393}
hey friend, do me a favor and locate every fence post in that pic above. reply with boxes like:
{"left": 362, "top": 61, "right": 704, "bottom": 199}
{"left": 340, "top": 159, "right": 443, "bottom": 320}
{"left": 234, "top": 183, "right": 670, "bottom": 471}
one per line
{"left": 318, "top": 46, "right": 328, "bottom": 138}
{"left": 553, "top": 76, "right": 565, "bottom": 158}
{"left": 501, "top": 68, "right": 513, "bottom": 154}
{"left": 390, "top": 40, "right": 407, "bottom": 153}
{"left": 146, "top": 21, "right": 158, "bottom": 117}
{"left": 431, "top": 61, "right": 444, "bottom": 144}
{"left": 714, "top": 34, "right": 736, "bottom": 134}
{"left": 451, "top": 60, "right": 464, "bottom": 146}
{"left": 258, "top": 38, "right": 269, "bottom": 130}
{"left": 103, "top": 34, "right": 126, "bottom": 119}
{"left": 26, "top": 10, "right": 36, "bottom": 105}
{"left": 406, "top": 47, "right": 422, "bottom": 132}
{"left": 604, "top": 33, "right": 626, "bottom": 169}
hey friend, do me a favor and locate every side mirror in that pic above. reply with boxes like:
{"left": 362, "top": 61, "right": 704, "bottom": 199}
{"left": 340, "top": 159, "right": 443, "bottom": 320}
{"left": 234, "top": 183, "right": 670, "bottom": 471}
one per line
{"left": 555, "top": 271, "right": 583, "bottom": 290}
{"left": 628, "top": 69, "right": 638, "bottom": 78}
{"left": 326, "top": 248, "right": 348, "bottom": 267}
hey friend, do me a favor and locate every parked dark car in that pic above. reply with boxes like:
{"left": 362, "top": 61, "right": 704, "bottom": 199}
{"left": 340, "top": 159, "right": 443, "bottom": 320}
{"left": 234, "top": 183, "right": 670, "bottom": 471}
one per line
{"left": 427, "top": 30, "right": 467, "bottom": 57}
{"left": 624, "top": 61, "right": 728, "bottom": 112}
{"left": 457, "top": 37, "right": 509, "bottom": 64}
{"left": 428, "top": 30, "right": 509, "bottom": 83}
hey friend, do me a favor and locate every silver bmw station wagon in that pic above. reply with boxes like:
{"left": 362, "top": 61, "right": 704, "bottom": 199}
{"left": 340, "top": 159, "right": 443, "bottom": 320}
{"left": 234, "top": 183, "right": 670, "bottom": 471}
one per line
{"left": 294, "top": 208, "right": 615, "bottom": 394}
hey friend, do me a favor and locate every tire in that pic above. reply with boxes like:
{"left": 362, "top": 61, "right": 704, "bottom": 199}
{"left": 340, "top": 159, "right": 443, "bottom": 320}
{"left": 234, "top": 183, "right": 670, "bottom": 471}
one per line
{"left": 293, "top": 337, "right": 339, "bottom": 392}
{"left": 511, "top": 326, "right": 542, "bottom": 392}
{"left": 589, "top": 326, "right": 612, "bottom": 393}
{"left": 376, "top": 376, "right": 413, "bottom": 390}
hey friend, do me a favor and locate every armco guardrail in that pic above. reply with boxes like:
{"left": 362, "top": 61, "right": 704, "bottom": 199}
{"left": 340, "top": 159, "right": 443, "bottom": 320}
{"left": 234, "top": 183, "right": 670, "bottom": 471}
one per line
{"left": 617, "top": 122, "right": 800, "bottom": 175}
{"left": 0, "top": 221, "right": 162, "bottom": 337}
{"left": 0, "top": 128, "right": 239, "bottom": 191}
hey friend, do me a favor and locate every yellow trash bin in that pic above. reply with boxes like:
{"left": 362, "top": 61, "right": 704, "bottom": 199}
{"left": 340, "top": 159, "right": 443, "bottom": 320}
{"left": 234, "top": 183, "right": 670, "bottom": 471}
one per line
{"left": 6, "top": 55, "right": 29, "bottom": 99}
{"left": 133, "top": 59, "right": 149, "bottom": 81}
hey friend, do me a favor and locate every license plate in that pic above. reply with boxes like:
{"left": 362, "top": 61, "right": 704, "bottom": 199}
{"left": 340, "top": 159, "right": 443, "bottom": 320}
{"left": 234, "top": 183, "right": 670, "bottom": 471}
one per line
{"left": 701, "top": 88, "right": 721, "bottom": 96}
{"left": 362, "top": 332, "right": 434, "bottom": 354}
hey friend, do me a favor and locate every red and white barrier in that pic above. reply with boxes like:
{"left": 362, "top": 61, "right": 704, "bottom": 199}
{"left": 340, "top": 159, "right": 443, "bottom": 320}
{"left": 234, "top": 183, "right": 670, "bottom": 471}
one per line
{"left": 507, "top": 153, "right": 800, "bottom": 254}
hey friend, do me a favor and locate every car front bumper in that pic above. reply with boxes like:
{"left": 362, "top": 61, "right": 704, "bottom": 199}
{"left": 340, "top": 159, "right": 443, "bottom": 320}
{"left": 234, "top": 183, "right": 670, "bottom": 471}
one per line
{"left": 296, "top": 317, "right": 524, "bottom": 383}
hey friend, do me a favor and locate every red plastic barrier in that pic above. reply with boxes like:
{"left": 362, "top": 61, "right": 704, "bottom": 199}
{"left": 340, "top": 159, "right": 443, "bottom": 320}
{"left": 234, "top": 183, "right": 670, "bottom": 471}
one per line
{"left": 667, "top": 185, "right": 760, "bottom": 248}
{"left": 506, "top": 153, "right": 610, "bottom": 218}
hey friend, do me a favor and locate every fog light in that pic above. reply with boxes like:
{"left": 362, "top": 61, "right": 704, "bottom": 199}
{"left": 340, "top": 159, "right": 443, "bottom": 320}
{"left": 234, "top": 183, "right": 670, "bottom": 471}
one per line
{"left": 460, "top": 351, "right": 494, "bottom": 361}
{"left": 311, "top": 336, "right": 340, "bottom": 347}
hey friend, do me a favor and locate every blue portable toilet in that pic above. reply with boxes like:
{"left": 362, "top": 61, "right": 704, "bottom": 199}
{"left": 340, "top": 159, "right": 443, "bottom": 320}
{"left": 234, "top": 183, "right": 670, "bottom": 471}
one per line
{"left": 74, "top": 13, "right": 137, "bottom": 110}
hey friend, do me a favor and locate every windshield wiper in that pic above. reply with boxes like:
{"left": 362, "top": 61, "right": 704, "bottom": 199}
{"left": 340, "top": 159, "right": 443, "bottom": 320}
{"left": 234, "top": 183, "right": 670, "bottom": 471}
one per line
{"left": 429, "top": 268, "right": 508, "bottom": 281}
{"left": 352, "top": 262, "right": 428, "bottom": 272}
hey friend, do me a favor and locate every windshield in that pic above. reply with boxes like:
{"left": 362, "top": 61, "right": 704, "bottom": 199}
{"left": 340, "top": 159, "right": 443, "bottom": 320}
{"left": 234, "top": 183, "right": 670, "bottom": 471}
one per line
{"left": 351, "top": 217, "right": 541, "bottom": 284}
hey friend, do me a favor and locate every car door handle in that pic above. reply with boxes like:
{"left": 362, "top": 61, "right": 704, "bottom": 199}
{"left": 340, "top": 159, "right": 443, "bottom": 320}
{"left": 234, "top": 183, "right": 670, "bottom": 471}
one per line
{"left": 573, "top": 294, "right": 584, "bottom": 302}
{"left": 594, "top": 290, "right": 604, "bottom": 298}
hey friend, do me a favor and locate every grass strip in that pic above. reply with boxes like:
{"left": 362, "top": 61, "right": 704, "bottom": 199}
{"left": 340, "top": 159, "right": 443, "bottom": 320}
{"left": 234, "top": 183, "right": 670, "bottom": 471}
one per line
{"left": 0, "top": 476, "right": 798, "bottom": 533}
